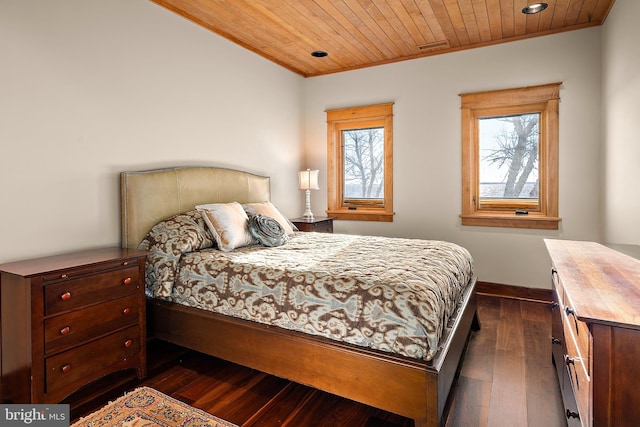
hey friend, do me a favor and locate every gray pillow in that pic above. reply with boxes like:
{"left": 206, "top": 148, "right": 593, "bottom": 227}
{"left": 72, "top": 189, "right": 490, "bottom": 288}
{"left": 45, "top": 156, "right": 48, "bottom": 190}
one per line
{"left": 248, "top": 214, "right": 287, "bottom": 247}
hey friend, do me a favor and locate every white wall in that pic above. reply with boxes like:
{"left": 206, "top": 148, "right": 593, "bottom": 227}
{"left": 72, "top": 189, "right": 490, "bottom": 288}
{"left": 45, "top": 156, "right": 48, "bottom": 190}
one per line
{"left": 0, "top": 1, "right": 303, "bottom": 262}
{"left": 602, "top": 0, "right": 640, "bottom": 245}
{"left": 303, "top": 28, "right": 603, "bottom": 289}
{"left": 1, "top": 1, "right": 618, "bottom": 290}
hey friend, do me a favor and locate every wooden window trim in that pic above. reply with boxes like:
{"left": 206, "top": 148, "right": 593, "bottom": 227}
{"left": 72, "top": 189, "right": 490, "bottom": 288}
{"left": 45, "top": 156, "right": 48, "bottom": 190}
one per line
{"left": 326, "top": 103, "right": 394, "bottom": 222}
{"left": 460, "top": 83, "right": 562, "bottom": 230}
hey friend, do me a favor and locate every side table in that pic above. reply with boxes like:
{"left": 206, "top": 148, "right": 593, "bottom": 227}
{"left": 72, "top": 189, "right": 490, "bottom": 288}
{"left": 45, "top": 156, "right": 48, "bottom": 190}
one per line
{"left": 290, "top": 217, "right": 334, "bottom": 233}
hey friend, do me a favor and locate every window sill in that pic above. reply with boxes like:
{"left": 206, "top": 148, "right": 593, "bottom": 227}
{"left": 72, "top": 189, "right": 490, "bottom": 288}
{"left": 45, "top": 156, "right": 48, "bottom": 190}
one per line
{"left": 460, "top": 212, "right": 561, "bottom": 230}
{"left": 327, "top": 208, "right": 394, "bottom": 222}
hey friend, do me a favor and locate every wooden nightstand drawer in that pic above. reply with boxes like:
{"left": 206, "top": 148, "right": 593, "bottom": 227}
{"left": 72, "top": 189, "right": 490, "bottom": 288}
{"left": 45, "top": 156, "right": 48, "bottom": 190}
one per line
{"left": 291, "top": 217, "right": 334, "bottom": 233}
{"left": 44, "top": 293, "right": 139, "bottom": 355}
{"left": 45, "top": 325, "right": 140, "bottom": 400}
{"left": 44, "top": 265, "right": 140, "bottom": 315}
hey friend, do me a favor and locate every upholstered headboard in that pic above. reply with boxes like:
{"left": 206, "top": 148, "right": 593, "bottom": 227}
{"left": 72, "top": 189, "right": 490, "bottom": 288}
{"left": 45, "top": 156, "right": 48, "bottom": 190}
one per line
{"left": 121, "top": 166, "right": 271, "bottom": 249}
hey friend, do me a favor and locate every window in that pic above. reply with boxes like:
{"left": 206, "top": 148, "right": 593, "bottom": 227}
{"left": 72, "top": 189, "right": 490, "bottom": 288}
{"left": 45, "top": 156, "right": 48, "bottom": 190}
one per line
{"left": 326, "top": 103, "right": 394, "bottom": 222}
{"left": 460, "top": 83, "right": 561, "bottom": 229}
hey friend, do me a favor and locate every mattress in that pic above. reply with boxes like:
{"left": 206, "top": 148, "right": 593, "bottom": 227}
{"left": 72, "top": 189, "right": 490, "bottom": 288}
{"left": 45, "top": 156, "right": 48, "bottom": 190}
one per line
{"left": 141, "top": 213, "right": 474, "bottom": 361}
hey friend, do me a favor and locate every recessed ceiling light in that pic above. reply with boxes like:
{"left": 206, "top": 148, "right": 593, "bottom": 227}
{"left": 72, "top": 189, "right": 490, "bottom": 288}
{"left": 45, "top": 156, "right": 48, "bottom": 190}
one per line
{"left": 522, "top": 2, "right": 548, "bottom": 14}
{"left": 311, "top": 51, "right": 328, "bottom": 58}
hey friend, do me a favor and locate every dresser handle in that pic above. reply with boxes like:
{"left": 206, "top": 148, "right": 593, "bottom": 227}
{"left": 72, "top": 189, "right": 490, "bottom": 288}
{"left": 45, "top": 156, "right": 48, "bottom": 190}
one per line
{"left": 551, "top": 337, "right": 561, "bottom": 345}
{"left": 566, "top": 409, "right": 580, "bottom": 419}
{"left": 60, "top": 326, "right": 71, "bottom": 335}
{"left": 61, "top": 364, "right": 72, "bottom": 373}
{"left": 123, "top": 277, "right": 132, "bottom": 285}
{"left": 566, "top": 357, "right": 575, "bottom": 366}
{"left": 124, "top": 339, "right": 133, "bottom": 348}
{"left": 122, "top": 307, "right": 131, "bottom": 315}
{"left": 551, "top": 302, "right": 559, "bottom": 309}
{"left": 60, "top": 274, "right": 69, "bottom": 279}
{"left": 565, "top": 307, "right": 580, "bottom": 332}
{"left": 60, "top": 292, "right": 72, "bottom": 301}
{"left": 123, "top": 261, "right": 129, "bottom": 266}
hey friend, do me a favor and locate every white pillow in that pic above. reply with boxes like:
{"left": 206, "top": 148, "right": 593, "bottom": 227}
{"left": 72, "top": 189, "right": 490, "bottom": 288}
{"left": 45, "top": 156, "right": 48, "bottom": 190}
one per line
{"left": 196, "top": 202, "right": 255, "bottom": 251}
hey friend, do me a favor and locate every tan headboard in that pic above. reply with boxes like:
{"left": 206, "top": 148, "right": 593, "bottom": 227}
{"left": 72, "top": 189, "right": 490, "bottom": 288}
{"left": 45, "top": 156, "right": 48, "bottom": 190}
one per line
{"left": 121, "top": 166, "right": 270, "bottom": 248}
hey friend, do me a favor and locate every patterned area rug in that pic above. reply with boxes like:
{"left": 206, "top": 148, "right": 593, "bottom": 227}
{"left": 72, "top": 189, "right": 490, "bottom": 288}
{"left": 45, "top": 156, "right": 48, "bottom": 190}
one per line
{"left": 71, "top": 386, "right": 238, "bottom": 427}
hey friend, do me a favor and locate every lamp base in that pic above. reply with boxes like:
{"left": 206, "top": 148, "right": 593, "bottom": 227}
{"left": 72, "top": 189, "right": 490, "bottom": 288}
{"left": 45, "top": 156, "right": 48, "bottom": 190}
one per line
{"left": 302, "top": 189, "right": 314, "bottom": 221}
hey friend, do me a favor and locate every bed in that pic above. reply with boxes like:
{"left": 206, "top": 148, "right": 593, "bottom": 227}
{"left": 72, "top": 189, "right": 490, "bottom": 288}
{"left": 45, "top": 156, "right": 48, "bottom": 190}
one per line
{"left": 121, "top": 166, "right": 479, "bottom": 427}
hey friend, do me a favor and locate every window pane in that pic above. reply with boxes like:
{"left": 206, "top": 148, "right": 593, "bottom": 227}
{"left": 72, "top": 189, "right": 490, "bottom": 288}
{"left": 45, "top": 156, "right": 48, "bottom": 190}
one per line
{"left": 342, "top": 127, "right": 384, "bottom": 200}
{"left": 479, "top": 114, "right": 539, "bottom": 200}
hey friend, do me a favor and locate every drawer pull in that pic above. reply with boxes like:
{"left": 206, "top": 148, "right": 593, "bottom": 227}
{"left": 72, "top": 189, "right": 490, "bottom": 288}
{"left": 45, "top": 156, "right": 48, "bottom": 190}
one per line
{"left": 60, "top": 326, "right": 71, "bottom": 335}
{"left": 123, "top": 261, "right": 129, "bottom": 266}
{"left": 566, "top": 409, "right": 580, "bottom": 419}
{"left": 123, "top": 277, "right": 132, "bottom": 285}
{"left": 60, "top": 274, "right": 69, "bottom": 279}
{"left": 565, "top": 307, "right": 580, "bottom": 332}
{"left": 566, "top": 357, "right": 575, "bottom": 366}
{"left": 61, "top": 364, "right": 72, "bottom": 373}
{"left": 122, "top": 307, "right": 131, "bottom": 315}
{"left": 551, "top": 302, "right": 559, "bottom": 309}
{"left": 60, "top": 292, "right": 72, "bottom": 301}
{"left": 551, "top": 337, "right": 561, "bottom": 345}
{"left": 124, "top": 339, "right": 133, "bottom": 348}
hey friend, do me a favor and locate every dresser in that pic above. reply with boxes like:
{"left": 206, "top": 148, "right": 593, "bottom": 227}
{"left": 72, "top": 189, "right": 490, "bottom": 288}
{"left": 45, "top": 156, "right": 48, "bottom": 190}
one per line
{"left": 290, "top": 217, "right": 334, "bottom": 233}
{"left": 545, "top": 239, "right": 640, "bottom": 427}
{"left": 0, "top": 247, "right": 149, "bottom": 404}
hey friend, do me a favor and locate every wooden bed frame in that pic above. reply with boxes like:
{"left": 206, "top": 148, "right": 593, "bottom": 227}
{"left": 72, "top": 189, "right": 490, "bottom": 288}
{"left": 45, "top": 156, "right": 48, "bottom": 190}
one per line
{"left": 121, "top": 166, "right": 479, "bottom": 427}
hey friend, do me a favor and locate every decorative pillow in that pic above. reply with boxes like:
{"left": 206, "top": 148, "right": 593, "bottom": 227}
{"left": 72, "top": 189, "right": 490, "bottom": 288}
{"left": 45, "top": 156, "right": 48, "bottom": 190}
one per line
{"left": 137, "top": 210, "right": 214, "bottom": 298}
{"left": 248, "top": 214, "right": 287, "bottom": 247}
{"left": 196, "top": 202, "right": 256, "bottom": 252}
{"left": 242, "top": 201, "right": 298, "bottom": 236}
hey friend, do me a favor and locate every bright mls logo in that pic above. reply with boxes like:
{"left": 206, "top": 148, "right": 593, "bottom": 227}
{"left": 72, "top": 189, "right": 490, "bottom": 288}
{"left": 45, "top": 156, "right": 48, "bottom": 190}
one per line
{"left": 1, "top": 405, "right": 69, "bottom": 426}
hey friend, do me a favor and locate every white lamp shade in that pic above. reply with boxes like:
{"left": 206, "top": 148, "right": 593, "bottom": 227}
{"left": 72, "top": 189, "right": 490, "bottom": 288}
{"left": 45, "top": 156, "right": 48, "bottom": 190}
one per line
{"left": 298, "top": 169, "right": 320, "bottom": 190}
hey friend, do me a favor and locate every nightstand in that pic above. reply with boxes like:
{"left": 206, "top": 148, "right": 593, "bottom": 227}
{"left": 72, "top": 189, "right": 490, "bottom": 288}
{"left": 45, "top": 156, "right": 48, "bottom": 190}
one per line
{"left": 0, "top": 247, "right": 149, "bottom": 403}
{"left": 291, "top": 217, "right": 334, "bottom": 233}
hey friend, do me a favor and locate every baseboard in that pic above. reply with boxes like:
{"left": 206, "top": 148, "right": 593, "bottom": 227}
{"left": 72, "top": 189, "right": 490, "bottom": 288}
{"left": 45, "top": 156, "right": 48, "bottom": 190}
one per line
{"left": 476, "top": 281, "right": 552, "bottom": 304}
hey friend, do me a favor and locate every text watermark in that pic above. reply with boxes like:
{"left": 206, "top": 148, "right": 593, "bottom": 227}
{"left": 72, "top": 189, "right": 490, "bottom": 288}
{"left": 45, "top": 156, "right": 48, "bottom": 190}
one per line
{"left": 1, "top": 405, "right": 69, "bottom": 426}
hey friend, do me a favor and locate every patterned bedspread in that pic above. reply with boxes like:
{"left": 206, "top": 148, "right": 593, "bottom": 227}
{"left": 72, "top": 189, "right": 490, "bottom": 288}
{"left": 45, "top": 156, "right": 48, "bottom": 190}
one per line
{"left": 157, "top": 232, "right": 474, "bottom": 361}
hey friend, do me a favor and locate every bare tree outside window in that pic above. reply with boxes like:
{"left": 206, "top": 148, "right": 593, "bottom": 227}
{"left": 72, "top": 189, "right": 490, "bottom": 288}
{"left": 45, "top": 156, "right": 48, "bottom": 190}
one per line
{"left": 479, "top": 113, "right": 539, "bottom": 200}
{"left": 327, "top": 102, "right": 394, "bottom": 222}
{"left": 342, "top": 127, "right": 384, "bottom": 200}
{"left": 460, "top": 83, "right": 560, "bottom": 229}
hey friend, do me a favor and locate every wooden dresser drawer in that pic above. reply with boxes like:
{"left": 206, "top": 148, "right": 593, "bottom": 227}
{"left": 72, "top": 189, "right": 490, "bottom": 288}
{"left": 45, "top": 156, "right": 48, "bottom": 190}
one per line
{"left": 551, "top": 289, "right": 565, "bottom": 390}
{"left": 44, "top": 294, "right": 139, "bottom": 355}
{"left": 44, "top": 265, "right": 140, "bottom": 315}
{"left": 563, "top": 309, "right": 590, "bottom": 422}
{"left": 45, "top": 325, "right": 140, "bottom": 399}
{"left": 563, "top": 284, "right": 591, "bottom": 424}
{"left": 563, "top": 303, "right": 590, "bottom": 368}
{"left": 551, "top": 268, "right": 564, "bottom": 305}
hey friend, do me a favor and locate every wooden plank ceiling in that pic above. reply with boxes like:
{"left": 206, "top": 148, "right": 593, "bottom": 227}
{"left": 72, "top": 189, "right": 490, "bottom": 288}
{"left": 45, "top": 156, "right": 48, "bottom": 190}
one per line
{"left": 151, "top": 0, "right": 615, "bottom": 77}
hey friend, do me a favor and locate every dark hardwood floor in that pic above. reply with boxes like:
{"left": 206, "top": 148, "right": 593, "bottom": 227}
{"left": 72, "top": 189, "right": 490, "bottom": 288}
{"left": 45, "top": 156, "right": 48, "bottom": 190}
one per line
{"left": 69, "top": 295, "right": 566, "bottom": 426}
